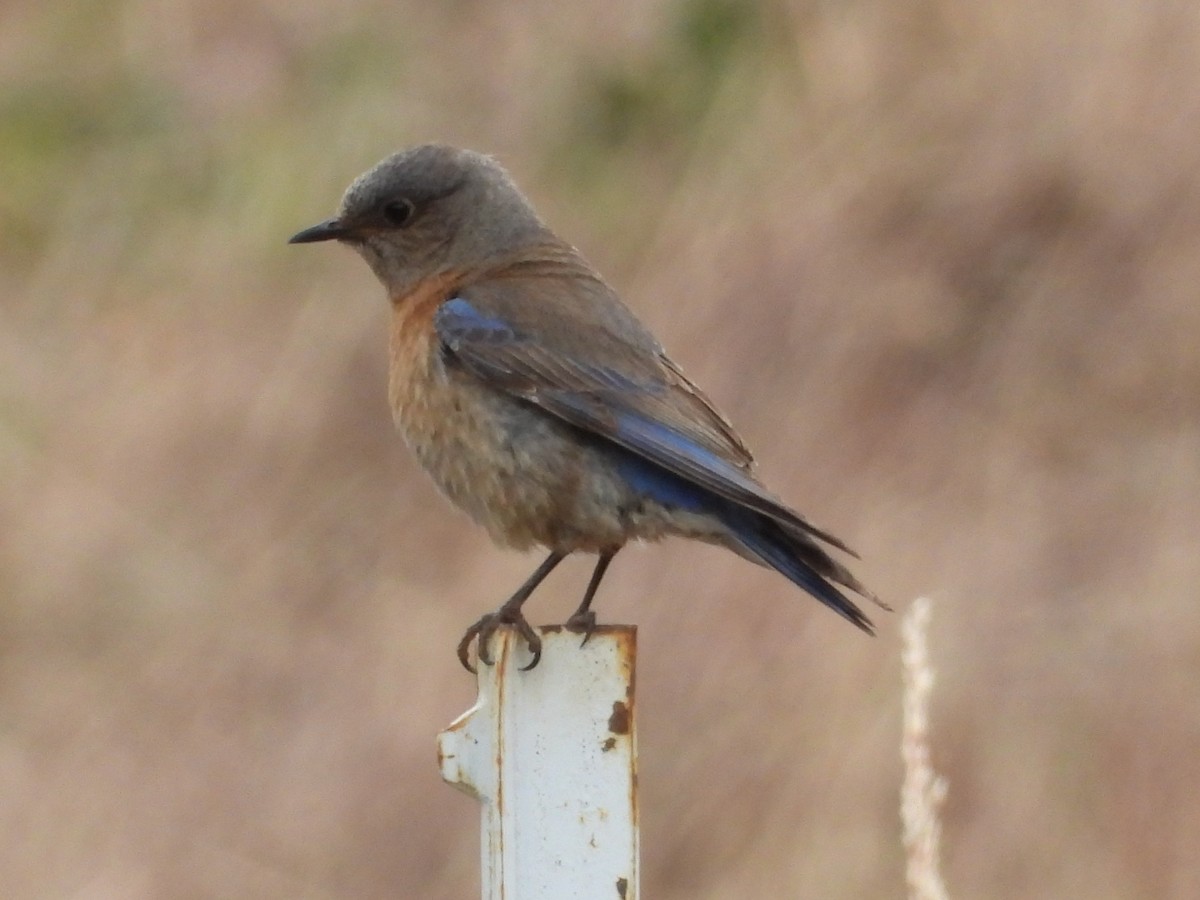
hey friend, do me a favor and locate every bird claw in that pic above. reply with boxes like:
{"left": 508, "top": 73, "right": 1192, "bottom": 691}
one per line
{"left": 457, "top": 609, "right": 543, "bottom": 673}
{"left": 564, "top": 609, "right": 597, "bottom": 648}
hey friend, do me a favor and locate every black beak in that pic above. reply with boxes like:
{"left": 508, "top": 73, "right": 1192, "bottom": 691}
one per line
{"left": 288, "top": 218, "right": 349, "bottom": 244}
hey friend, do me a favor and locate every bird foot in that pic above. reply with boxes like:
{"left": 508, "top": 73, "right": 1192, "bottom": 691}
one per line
{"left": 457, "top": 608, "right": 543, "bottom": 673}
{"left": 564, "top": 609, "right": 597, "bottom": 647}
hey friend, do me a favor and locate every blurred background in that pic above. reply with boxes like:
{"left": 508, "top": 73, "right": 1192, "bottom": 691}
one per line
{"left": 3, "top": 0, "right": 1198, "bottom": 896}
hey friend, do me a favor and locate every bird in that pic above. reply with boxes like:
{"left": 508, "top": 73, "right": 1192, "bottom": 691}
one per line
{"left": 289, "top": 144, "right": 884, "bottom": 671}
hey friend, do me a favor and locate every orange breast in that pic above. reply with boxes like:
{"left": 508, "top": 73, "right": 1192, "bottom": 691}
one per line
{"left": 387, "top": 274, "right": 455, "bottom": 418}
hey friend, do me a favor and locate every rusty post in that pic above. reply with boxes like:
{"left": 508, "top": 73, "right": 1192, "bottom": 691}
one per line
{"left": 438, "top": 625, "right": 638, "bottom": 900}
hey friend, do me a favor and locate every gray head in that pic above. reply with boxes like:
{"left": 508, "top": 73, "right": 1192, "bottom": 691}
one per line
{"left": 289, "top": 144, "right": 547, "bottom": 294}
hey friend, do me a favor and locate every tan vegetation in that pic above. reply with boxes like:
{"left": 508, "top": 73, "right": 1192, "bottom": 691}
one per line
{"left": 3, "top": 1, "right": 1198, "bottom": 896}
{"left": 902, "top": 599, "right": 950, "bottom": 900}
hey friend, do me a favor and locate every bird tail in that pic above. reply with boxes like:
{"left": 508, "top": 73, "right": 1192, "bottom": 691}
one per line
{"left": 722, "top": 511, "right": 880, "bottom": 634}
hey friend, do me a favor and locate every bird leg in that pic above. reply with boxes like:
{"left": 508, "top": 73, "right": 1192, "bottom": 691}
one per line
{"left": 457, "top": 550, "right": 567, "bottom": 672}
{"left": 564, "top": 549, "right": 618, "bottom": 646}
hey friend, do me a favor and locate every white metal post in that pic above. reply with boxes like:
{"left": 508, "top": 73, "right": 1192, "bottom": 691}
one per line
{"left": 438, "top": 625, "right": 638, "bottom": 900}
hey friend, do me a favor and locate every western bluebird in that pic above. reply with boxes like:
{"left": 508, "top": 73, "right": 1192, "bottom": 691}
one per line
{"left": 290, "top": 144, "right": 883, "bottom": 670}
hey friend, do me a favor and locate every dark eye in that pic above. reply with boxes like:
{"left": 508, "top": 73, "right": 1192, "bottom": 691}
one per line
{"left": 382, "top": 198, "right": 416, "bottom": 227}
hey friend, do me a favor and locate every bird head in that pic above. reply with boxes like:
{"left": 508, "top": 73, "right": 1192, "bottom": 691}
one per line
{"left": 289, "top": 144, "right": 547, "bottom": 296}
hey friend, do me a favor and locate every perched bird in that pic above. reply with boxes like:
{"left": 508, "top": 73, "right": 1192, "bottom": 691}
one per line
{"left": 290, "top": 144, "right": 883, "bottom": 670}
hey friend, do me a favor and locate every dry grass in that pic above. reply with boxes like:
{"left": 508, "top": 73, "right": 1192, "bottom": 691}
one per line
{"left": 3, "top": 0, "right": 1199, "bottom": 896}
{"left": 902, "top": 598, "right": 949, "bottom": 900}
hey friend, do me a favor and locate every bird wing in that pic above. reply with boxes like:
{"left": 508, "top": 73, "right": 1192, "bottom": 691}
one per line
{"left": 435, "top": 272, "right": 855, "bottom": 556}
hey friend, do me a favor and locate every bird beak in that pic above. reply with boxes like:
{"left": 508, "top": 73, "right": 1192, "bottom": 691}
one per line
{"left": 288, "top": 217, "right": 349, "bottom": 244}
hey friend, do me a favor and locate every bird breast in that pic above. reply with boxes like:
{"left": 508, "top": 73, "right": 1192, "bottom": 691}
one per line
{"left": 386, "top": 278, "right": 634, "bottom": 551}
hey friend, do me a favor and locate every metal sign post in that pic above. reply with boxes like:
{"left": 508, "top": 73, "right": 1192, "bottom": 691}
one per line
{"left": 439, "top": 625, "right": 638, "bottom": 900}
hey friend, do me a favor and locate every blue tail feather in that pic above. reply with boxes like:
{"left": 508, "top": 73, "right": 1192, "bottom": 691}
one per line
{"left": 725, "top": 512, "right": 873, "bottom": 633}
{"left": 614, "top": 450, "right": 873, "bottom": 633}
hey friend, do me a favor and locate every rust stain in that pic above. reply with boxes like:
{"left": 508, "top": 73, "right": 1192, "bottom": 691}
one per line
{"left": 608, "top": 700, "right": 630, "bottom": 735}
{"left": 618, "top": 626, "right": 638, "bottom": 854}
{"left": 616, "top": 876, "right": 628, "bottom": 898}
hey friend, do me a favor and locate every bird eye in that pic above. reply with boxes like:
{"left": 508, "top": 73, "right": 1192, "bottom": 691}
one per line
{"left": 382, "top": 198, "right": 416, "bottom": 227}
